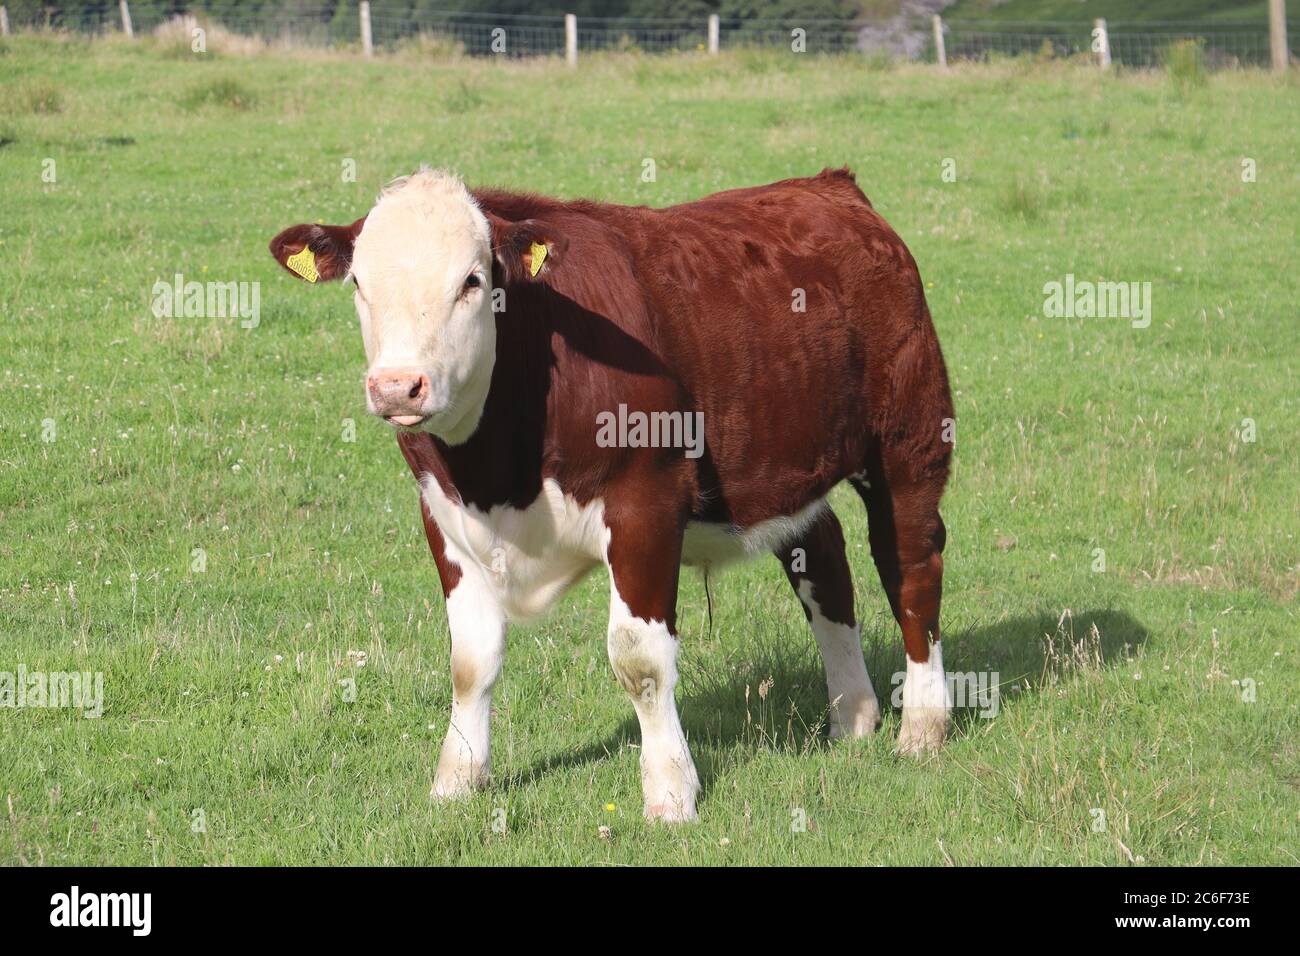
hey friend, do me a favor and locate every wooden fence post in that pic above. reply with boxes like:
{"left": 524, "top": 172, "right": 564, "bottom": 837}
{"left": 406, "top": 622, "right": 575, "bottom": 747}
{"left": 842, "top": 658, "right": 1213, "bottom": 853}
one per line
{"left": 932, "top": 15, "right": 946, "bottom": 68}
{"left": 565, "top": 13, "right": 577, "bottom": 67}
{"left": 1094, "top": 18, "right": 1111, "bottom": 69}
{"left": 1269, "top": 0, "right": 1288, "bottom": 72}
{"left": 0, "top": 6, "right": 10, "bottom": 37}
{"left": 119, "top": 0, "right": 133, "bottom": 38}
{"left": 360, "top": 0, "right": 372, "bottom": 56}
{"left": 708, "top": 14, "right": 719, "bottom": 54}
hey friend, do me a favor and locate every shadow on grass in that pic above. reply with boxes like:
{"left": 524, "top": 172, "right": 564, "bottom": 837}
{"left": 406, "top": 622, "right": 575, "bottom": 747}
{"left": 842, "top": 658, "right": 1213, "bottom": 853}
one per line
{"left": 503, "top": 607, "right": 1149, "bottom": 802}
{"left": 940, "top": 608, "right": 1148, "bottom": 738}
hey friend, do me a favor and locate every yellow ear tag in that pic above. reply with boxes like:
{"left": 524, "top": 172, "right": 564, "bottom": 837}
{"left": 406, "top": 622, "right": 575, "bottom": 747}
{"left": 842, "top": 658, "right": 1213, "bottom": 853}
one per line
{"left": 528, "top": 241, "right": 547, "bottom": 278}
{"left": 286, "top": 243, "right": 319, "bottom": 283}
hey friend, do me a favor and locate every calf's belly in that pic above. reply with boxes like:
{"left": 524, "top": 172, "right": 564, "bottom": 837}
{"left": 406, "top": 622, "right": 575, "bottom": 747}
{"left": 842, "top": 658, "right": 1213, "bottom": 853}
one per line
{"left": 682, "top": 498, "right": 828, "bottom": 569}
{"left": 419, "top": 469, "right": 833, "bottom": 620}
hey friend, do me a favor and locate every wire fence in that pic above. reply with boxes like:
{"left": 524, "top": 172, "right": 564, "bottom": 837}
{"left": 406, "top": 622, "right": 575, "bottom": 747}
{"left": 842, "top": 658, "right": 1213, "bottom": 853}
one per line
{"left": 3, "top": 3, "right": 1296, "bottom": 69}
{"left": 943, "top": 19, "right": 1293, "bottom": 68}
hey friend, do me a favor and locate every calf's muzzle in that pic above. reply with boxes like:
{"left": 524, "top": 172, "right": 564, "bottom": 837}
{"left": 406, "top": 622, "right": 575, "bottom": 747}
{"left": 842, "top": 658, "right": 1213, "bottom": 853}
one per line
{"left": 367, "top": 369, "right": 431, "bottom": 426}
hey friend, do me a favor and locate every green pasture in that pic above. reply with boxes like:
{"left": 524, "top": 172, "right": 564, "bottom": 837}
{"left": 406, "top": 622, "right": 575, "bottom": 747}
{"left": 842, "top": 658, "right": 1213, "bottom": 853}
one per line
{"left": 0, "top": 34, "right": 1296, "bottom": 864}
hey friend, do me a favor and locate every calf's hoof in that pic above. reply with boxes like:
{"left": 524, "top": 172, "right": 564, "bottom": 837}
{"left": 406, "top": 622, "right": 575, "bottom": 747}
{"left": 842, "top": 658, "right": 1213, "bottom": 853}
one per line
{"left": 641, "top": 756, "right": 700, "bottom": 823}
{"left": 828, "top": 693, "right": 883, "bottom": 740}
{"left": 644, "top": 799, "right": 699, "bottom": 824}
{"left": 431, "top": 764, "right": 488, "bottom": 801}
{"left": 431, "top": 780, "right": 475, "bottom": 801}
{"left": 895, "top": 706, "right": 948, "bottom": 757}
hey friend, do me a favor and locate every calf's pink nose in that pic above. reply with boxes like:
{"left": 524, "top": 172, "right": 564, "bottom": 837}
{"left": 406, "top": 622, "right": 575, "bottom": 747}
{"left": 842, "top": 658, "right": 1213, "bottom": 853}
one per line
{"left": 367, "top": 369, "right": 430, "bottom": 424}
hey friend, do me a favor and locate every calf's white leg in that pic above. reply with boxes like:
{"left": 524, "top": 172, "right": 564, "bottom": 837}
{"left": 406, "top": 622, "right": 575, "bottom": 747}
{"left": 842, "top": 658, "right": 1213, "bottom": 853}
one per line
{"left": 432, "top": 567, "right": 507, "bottom": 798}
{"left": 606, "top": 587, "right": 700, "bottom": 822}
{"left": 796, "top": 582, "right": 881, "bottom": 739}
{"left": 897, "top": 637, "right": 951, "bottom": 755}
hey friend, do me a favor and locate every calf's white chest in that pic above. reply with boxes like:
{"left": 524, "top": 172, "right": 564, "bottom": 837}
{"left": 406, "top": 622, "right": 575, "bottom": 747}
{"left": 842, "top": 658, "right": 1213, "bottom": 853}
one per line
{"left": 419, "top": 477, "right": 610, "bottom": 622}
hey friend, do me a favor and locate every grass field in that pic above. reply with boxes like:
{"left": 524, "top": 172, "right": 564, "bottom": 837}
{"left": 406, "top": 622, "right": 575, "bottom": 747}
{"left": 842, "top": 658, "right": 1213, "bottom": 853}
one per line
{"left": 1, "top": 33, "right": 1297, "bottom": 866}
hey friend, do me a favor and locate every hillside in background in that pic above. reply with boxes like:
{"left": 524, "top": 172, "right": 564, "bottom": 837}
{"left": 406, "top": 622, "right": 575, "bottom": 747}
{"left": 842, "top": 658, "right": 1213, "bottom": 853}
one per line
{"left": 3, "top": 0, "right": 863, "bottom": 24}
{"left": 3, "top": 0, "right": 1278, "bottom": 25}
{"left": 942, "top": 0, "right": 1271, "bottom": 23}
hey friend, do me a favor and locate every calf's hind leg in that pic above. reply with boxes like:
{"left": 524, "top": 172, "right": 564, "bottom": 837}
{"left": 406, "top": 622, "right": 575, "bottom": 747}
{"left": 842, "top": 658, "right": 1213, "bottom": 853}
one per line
{"left": 854, "top": 468, "right": 951, "bottom": 755}
{"left": 777, "top": 508, "right": 881, "bottom": 739}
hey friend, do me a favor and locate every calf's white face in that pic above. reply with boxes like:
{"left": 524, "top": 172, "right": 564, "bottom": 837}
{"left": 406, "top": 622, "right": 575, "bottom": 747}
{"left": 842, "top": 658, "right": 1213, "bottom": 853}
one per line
{"left": 351, "top": 170, "right": 496, "bottom": 444}
{"left": 270, "top": 167, "right": 557, "bottom": 445}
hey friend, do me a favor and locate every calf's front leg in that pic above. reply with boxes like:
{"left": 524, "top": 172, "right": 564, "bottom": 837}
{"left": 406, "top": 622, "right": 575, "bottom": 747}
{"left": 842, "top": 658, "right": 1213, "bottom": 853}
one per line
{"left": 432, "top": 565, "right": 507, "bottom": 799}
{"left": 605, "top": 517, "right": 699, "bottom": 823}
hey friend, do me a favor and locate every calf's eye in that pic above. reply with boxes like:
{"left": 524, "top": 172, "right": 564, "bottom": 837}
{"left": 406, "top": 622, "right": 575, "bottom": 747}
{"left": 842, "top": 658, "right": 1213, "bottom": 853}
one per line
{"left": 464, "top": 273, "right": 481, "bottom": 291}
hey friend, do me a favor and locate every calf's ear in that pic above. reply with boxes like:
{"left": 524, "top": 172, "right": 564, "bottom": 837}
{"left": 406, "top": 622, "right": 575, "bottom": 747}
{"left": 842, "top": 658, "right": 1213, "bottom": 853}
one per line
{"left": 489, "top": 216, "right": 565, "bottom": 284}
{"left": 269, "top": 216, "right": 367, "bottom": 283}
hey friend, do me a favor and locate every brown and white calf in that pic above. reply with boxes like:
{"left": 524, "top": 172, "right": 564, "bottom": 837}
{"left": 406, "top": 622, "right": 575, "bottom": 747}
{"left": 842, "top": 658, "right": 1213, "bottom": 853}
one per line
{"left": 270, "top": 167, "right": 954, "bottom": 822}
